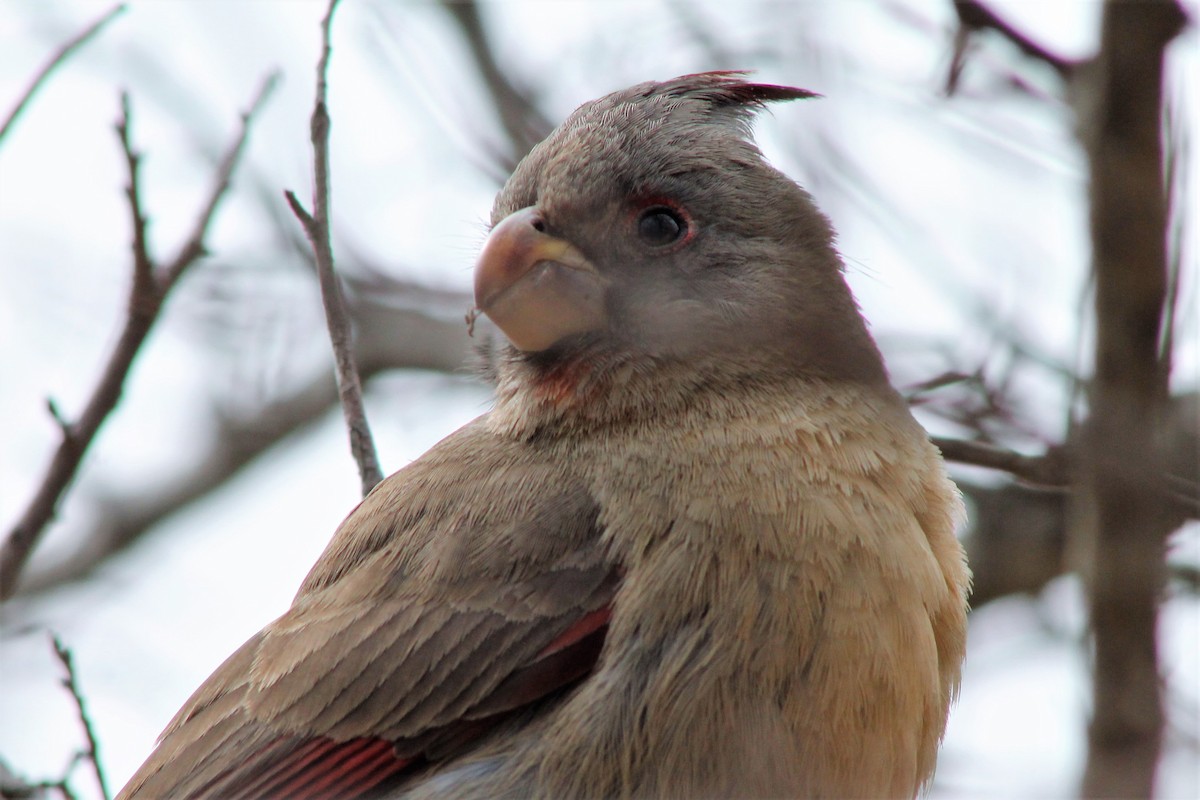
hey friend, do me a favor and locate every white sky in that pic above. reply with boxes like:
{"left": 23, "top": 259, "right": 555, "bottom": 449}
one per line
{"left": 0, "top": 1, "right": 1196, "bottom": 797}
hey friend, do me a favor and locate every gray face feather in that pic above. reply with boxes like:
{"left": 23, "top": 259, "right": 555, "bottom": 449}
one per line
{"left": 490, "top": 72, "right": 887, "bottom": 385}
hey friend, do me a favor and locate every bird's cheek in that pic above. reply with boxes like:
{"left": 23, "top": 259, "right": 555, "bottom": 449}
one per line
{"left": 473, "top": 207, "right": 611, "bottom": 352}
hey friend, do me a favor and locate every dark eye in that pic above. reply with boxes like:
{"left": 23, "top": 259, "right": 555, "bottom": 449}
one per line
{"left": 637, "top": 206, "right": 687, "bottom": 247}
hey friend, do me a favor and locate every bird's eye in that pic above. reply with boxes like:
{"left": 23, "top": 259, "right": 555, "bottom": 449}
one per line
{"left": 636, "top": 207, "right": 687, "bottom": 248}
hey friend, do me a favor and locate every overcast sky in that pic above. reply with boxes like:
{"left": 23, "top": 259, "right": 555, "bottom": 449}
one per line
{"left": 1, "top": 1, "right": 1196, "bottom": 797}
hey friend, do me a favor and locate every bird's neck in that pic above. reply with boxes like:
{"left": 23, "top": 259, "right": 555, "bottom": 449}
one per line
{"left": 486, "top": 349, "right": 685, "bottom": 438}
{"left": 486, "top": 345, "right": 901, "bottom": 442}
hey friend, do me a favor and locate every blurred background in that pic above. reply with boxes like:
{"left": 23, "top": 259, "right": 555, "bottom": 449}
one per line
{"left": 0, "top": 1, "right": 1196, "bottom": 797}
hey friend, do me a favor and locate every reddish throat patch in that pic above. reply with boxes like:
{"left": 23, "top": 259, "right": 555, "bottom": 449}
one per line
{"left": 531, "top": 357, "right": 597, "bottom": 407}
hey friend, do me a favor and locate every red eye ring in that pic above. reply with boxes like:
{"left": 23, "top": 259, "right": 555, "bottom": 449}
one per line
{"left": 631, "top": 198, "right": 694, "bottom": 252}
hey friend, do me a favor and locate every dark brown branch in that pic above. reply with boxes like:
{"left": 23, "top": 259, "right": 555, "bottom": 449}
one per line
{"left": 50, "top": 636, "right": 109, "bottom": 800}
{"left": 932, "top": 437, "right": 1068, "bottom": 488}
{"left": 0, "top": 74, "right": 278, "bottom": 602}
{"left": 952, "top": 0, "right": 1076, "bottom": 80}
{"left": 1073, "top": 2, "right": 1188, "bottom": 797}
{"left": 286, "top": 0, "right": 383, "bottom": 498}
{"left": 0, "top": 4, "right": 125, "bottom": 146}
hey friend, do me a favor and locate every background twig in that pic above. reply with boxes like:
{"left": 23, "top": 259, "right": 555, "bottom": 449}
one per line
{"left": 0, "top": 4, "right": 125, "bottom": 147}
{"left": 286, "top": 0, "right": 384, "bottom": 497}
{"left": 0, "top": 74, "right": 278, "bottom": 601}
{"left": 951, "top": 0, "right": 1076, "bottom": 80}
{"left": 931, "top": 437, "right": 1068, "bottom": 488}
{"left": 50, "top": 636, "right": 109, "bottom": 800}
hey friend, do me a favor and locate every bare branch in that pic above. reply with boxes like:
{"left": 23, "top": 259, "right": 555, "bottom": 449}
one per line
{"left": 1072, "top": 2, "right": 1188, "bottom": 796}
{"left": 50, "top": 636, "right": 109, "bottom": 800}
{"left": 951, "top": 0, "right": 1077, "bottom": 81}
{"left": 115, "top": 92, "right": 153, "bottom": 290}
{"left": 0, "top": 75, "right": 278, "bottom": 601}
{"left": 0, "top": 755, "right": 54, "bottom": 799}
{"left": 164, "top": 72, "right": 280, "bottom": 285}
{"left": 45, "top": 398, "right": 73, "bottom": 439}
{"left": 0, "top": 753, "right": 81, "bottom": 800}
{"left": 960, "top": 480, "right": 1066, "bottom": 606}
{"left": 932, "top": 437, "right": 1068, "bottom": 488}
{"left": 0, "top": 4, "right": 125, "bottom": 146}
{"left": 10, "top": 282, "right": 480, "bottom": 599}
{"left": 286, "top": 0, "right": 384, "bottom": 497}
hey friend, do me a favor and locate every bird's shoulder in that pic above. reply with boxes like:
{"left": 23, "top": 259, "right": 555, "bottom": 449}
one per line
{"left": 297, "top": 416, "right": 603, "bottom": 598}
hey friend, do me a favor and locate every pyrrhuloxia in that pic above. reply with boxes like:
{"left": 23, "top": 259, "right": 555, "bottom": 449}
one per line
{"left": 119, "top": 72, "right": 969, "bottom": 800}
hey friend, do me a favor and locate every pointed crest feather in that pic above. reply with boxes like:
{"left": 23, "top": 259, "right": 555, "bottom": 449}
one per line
{"left": 654, "top": 70, "right": 821, "bottom": 108}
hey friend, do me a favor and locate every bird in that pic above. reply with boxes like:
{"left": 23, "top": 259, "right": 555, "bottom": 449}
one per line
{"left": 118, "top": 71, "right": 970, "bottom": 800}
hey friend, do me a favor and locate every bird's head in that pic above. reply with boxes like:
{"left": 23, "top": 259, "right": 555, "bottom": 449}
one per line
{"left": 475, "top": 71, "right": 888, "bottom": 403}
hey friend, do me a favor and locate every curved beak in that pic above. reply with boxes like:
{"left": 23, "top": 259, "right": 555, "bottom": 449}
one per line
{"left": 473, "top": 207, "right": 609, "bottom": 352}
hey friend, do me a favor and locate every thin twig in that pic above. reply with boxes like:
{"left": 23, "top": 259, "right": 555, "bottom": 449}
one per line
{"left": 50, "top": 636, "right": 109, "bottom": 800}
{"left": 0, "top": 4, "right": 125, "bottom": 146}
{"left": 166, "top": 73, "right": 280, "bottom": 284}
{"left": 46, "top": 398, "right": 72, "bottom": 438}
{"left": 286, "top": 0, "right": 384, "bottom": 497}
{"left": 116, "top": 92, "right": 153, "bottom": 291}
{"left": 951, "top": 0, "right": 1076, "bottom": 80}
{"left": 0, "top": 75, "right": 277, "bottom": 602}
{"left": 904, "top": 370, "right": 974, "bottom": 396}
{"left": 931, "top": 436, "right": 1068, "bottom": 488}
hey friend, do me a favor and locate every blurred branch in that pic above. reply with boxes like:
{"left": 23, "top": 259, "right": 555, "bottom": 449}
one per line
{"left": 11, "top": 282, "right": 480, "bottom": 599}
{"left": 0, "top": 4, "right": 125, "bottom": 147}
{"left": 960, "top": 481, "right": 1066, "bottom": 606}
{"left": 439, "top": 0, "right": 553, "bottom": 168}
{"left": 943, "top": 382, "right": 1196, "bottom": 611}
{"left": 0, "top": 756, "right": 75, "bottom": 800}
{"left": 0, "top": 74, "right": 278, "bottom": 602}
{"left": 906, "top": 364, "right": 1050, "bottom": 446}
{"left": 932, "top": 437, "right": 1068, "bottom": 488}
{"left": 51, "top": 636, "right": 109, "bottom": 800}
{"left": 0, "top": 637, "right": 111, "bottom": 799}
{"left": 1071, "top": 2, "right": 1187, "bottom": 797}
{"left": 949, "top": 0, "right": 1076, "bottom": 94}
{"left": 286, "top": 0, "right": 383, "bottom": 498}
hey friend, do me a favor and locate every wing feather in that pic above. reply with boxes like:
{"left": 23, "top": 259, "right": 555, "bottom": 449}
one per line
{"left": 118, "top": 421, "right": 618, "bottom": 800}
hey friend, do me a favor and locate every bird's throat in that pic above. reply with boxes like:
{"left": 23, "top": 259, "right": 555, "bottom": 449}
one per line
{"left": 528, "top": 353, "right": 601, "bottom": 408}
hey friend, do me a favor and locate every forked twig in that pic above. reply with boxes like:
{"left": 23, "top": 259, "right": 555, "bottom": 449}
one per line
{"left": 286, "top": 0, "right": 384, "bottom": 497}
{"left": 0, "top": 74, "right": 278, "bottom": 601}
{"left": 51, "top": 636, "right": 110, "bottom": 800}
